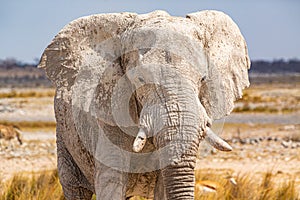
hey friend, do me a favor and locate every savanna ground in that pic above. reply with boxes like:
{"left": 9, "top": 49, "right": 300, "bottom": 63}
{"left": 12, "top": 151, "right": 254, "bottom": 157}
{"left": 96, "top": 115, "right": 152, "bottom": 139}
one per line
{"left": 0, "top": 74, "right": 299, "bottom": 199}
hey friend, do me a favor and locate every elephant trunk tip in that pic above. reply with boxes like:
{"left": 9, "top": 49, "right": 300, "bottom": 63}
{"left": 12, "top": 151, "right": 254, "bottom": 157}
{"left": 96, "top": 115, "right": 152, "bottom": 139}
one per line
{"left": 133, "top": 129, "right": 147, "bottom": 152}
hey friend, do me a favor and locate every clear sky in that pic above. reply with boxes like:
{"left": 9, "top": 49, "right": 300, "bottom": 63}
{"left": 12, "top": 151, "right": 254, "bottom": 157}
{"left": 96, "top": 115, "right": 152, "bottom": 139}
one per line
{"left": 0, "top": 0, "right": 299, "bottom": 63}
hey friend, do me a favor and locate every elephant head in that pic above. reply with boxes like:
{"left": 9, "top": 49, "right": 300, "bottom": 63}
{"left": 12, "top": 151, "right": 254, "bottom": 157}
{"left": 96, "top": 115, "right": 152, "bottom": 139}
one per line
{"left": 39, "top": 10, "right": 249, "bottom": 199}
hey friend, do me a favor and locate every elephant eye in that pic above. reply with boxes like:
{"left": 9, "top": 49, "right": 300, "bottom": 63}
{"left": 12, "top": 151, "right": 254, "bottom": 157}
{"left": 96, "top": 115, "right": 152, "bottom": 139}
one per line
{"left": 201, "top": 75, "right": 206, "bottom": 82}
{"left": 138, "top": 77, "right": 145, "bottom": 83}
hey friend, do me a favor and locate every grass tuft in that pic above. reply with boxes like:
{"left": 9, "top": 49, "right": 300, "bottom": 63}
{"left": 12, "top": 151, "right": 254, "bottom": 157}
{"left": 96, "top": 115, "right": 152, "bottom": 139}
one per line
{"left": 290, "top": 132, "right": 300, "bottom": 142}
{"left": 0, "top": 170, "right": 64, "bottom": 200}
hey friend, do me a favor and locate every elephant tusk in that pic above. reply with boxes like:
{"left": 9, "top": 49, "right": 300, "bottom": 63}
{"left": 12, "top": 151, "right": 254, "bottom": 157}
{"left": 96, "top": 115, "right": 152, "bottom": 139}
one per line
{"left": 133, "top": 129, "right": 147, "bottom": 152}
{"left": 205, "top": 127, "right": 232, "bottom": 152}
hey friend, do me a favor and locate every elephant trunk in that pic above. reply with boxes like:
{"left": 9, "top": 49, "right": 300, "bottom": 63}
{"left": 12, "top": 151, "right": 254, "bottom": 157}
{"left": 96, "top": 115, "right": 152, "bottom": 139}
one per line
{"left": 156, "top": 121, "right": 200, "bottom": 199}
{"left": 155, "top": 104, "right": 201, "bottom": 200}
{"left": 162, "top": 164, "right": 196, "bottom": 200}
{"left": 139, "top": 80, "right": 204, "bottom": 199}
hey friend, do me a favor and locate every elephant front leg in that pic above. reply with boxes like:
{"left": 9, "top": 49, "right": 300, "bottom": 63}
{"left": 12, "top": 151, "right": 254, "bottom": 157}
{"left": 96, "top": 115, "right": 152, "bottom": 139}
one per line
{"left": 154, "top": 171, "right": 167, "bottom": 200}
{"left": 57, "top": 135, "right": 93, "bottom": 200}
{"left": 94, "top": 164, "right": 128, "bottom": 200}
{"left": 93, "top": 124, "right": 132, "bottom": 199}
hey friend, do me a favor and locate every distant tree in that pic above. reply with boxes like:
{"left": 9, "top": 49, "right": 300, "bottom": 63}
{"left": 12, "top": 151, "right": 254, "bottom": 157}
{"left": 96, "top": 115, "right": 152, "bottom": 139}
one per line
{"left": 250, "top": 59, "right": 300, "bottom": 73}
{"left": 0, "top": 58, "right": 36, "bottom": 69}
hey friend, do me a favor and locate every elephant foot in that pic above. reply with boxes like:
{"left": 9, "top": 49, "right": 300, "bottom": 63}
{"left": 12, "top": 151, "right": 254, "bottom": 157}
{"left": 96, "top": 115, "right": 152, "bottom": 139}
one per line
{"left": 63, "top": 186, "right": 93, "bottom": 200}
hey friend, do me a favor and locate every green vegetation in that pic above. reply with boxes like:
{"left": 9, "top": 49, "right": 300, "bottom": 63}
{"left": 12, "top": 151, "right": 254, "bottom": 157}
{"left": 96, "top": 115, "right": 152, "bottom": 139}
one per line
{"left": 1, "top": 170, "right": 298, "bottom": 200}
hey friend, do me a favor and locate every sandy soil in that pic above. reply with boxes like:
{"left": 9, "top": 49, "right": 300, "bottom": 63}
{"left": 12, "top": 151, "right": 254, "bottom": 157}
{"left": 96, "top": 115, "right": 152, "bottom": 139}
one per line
{"left": 0, "top": 130, "right": 56, "bottom": 182}
{"left": 197, "top": 124, "right": 300, "bottom": 188}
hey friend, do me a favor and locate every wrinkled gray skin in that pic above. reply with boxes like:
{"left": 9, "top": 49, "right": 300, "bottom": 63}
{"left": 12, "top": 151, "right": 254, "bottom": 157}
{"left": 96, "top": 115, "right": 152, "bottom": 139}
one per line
{"left": 39, "top": 10, "right": 250, "bottom": 200}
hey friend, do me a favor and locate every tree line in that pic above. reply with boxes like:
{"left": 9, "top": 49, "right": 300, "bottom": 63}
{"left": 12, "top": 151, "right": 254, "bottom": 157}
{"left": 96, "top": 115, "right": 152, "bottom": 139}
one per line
{"left": 1, "top": 58, "right": 300, "bottom": 74}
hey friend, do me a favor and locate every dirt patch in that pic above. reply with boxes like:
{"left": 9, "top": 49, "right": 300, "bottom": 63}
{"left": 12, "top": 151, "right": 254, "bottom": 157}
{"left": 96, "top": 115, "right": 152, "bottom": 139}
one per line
{"left": 0, "top": 133, "right": 56, "bottom": 182}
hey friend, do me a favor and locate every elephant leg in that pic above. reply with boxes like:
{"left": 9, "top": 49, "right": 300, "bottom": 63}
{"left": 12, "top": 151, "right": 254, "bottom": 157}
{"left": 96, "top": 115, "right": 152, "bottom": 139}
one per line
{"left": 93, "top": 124, "right": 132, "bottom": 200}
{"left": 57, "top": 135, "right": 93, "bottom": 200}
{"left": 154, "top": 171, "right": 167, "bottom": 200}
{"left": 94, "top": 164, "right": 128, "bottom": 200}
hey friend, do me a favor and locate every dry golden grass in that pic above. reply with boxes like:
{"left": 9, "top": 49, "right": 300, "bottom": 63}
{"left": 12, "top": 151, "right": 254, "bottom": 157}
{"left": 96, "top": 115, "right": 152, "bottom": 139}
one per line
{"left": 0, "top": 170, "right": 64, "bottom": 200}
{"left": 284, "top": 132, "right": 300, "bottom": 142}
{"left": 0, "top": 121, "right": 56, "bottom": 131}
{"left": 0, "top": 89, "right": 55, "bottom": 99}
{"left": 233, "top": 84, "right": 300, "bottom": 113}
{"left": 1, "top": 170, "right": 298, "bottom": 200}
{"left": 194, "top": 170, "right": 298, "bottom": 200}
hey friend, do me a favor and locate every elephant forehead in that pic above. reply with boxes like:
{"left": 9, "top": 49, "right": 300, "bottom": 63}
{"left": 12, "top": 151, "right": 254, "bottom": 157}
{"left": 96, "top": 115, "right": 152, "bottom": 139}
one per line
{"left": 121, "top": 20, "right": 203, "bottom": 52}
{"left": 135, "top": 14, "right": 198, "bottom": 33}
{"left": 120, "top": 23, "right": 208, "bottom": 82}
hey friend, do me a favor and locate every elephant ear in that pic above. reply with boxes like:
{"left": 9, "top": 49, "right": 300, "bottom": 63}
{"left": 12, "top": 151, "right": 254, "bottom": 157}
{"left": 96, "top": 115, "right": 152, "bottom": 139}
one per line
{"left": 38, "top": 12, "right": 139, "bottom": 126}
{"left": 186, "top": 10, "right": 250, "bottom": 120}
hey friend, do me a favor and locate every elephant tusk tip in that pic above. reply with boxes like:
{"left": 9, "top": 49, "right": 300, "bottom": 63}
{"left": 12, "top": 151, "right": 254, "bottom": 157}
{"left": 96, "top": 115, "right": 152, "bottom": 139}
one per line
{"left": 205, "top": 127, "right": 233, "bottom": 152}
{"left": 220, "top": 143, "right": 233, "bottom": 152}
{"left": 133, "top": 129, "right": 147, "bottom": 152}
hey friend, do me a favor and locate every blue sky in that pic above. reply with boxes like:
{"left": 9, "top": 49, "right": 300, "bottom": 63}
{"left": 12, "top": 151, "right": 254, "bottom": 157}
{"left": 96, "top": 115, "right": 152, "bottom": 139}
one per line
{"left": 0, "top": 0, "right": 299, "bottom": 63}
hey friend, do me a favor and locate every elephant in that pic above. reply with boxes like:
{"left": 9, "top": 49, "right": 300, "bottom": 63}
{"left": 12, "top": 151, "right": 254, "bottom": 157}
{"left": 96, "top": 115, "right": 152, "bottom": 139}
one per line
{"left": 38, "top": 10, "right": 250, "bottom": 200}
